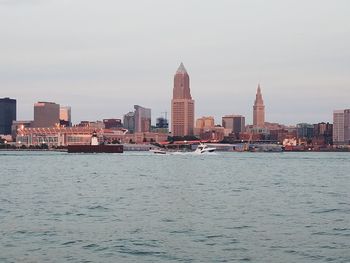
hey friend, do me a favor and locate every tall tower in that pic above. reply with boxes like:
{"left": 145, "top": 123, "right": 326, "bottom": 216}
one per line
{"left": 171, "top": 63, "right": 195, "bottom": 137}
{"left": 253, "top": 84, "right": 265, "bottom": 127}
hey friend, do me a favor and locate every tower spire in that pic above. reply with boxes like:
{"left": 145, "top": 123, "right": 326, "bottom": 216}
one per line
{"left": 253, "top": 83, "right": 265, "bottom": 127}
{"left": 176, "top": 62, "right": 187, "bottom": 74}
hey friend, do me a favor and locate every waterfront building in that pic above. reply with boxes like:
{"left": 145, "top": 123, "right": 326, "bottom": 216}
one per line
{"left": 103, "top": 119, "right": 123, "bottom": 129}
{"left": 11, "top": 120, "right": 33, "bottom": 140}
{"left": 313, "top": 122, "right": 333, "bottom": 145}
{"left": 345, "top": 109, "right": 350, "bottom": 144}
{"left": 60, "top": 106, "right": 71, "bottom": 127}
{"left": 333, "top": 110, "right": 344, "bottom": 144}
{"left": 269, "top": 129, "right": 293, "bottom": 143}
{"left": 33, "top": 102, "right": 60, "bottom": 128}
{"left": 124, "top": 132, "right": 168, "bottom": 144}
{"left": 333, "top": 109, "right": 350, "bottom": 145}
{"left": 77, "top": 121, "right": 105, "bottom": 129}
{"left": 296, "top": 123, "right": 314, "bottom": 139}
{"left": 16, "top": 127, "right": 166, "bottom": 147}
{"left": 194, "top": 116, "right": 229, "bottom": 141}
{"left": 171, "top": 63, "right": 195, "bottom": 137}
{"left": 123, "top": 111, "right": 135, "bottom": 133}
{"left": 0, "top": 98, "right": 16, "bottom": 135}
{"left": 253, "top": 84, "right": 265, "bottom": 127}
{"left": 222, "top": 115, "right": 245, "bottom": 134}
{"left": 246, "top": 125, "right": 269, "bottom": 135}
{"left": 134, "top": 105, "right": 151, "bottom": 133}
{"left": 196, "top": 126, "right": 226, "bottom": 142}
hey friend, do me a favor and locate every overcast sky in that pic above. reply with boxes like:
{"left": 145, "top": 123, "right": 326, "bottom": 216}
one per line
{"left": 1, "top": 0, "right": 349, "bottom": 125}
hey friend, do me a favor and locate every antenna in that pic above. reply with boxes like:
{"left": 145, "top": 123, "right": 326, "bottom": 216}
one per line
{"left": 161, "top": 111, "right": 168, "bottom": 120}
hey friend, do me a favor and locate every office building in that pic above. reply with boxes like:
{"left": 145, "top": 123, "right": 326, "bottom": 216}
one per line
{"left": 60, "top": 106, "right": 72, "bottom": 127}
{"left": 196, "top": 116, "right": 215, "bottom": 130}
{"left": 171, "top": 63, "right": 195, "bottom": 136}
{"left": 333, "top": 109, "right": 350, "bottom": 145}
{"left": 296, "top": 123, "right": 314, "bottom": 139}
{"left": 33, "top": 102, "right": 60, "bottom": 128}
{"left": 134, "top": 105, "right": 151, "bottom": 133}
{"left": 123, "top": 111, "right": 135, "bottom": 133}
{"left": 0, "top": 97, "right": 16, "bottom": 135}
{"left": 222, "top": 115, "right": 245, "bottom": 134}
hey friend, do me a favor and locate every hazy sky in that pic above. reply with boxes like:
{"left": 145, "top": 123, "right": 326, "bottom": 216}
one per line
{"left": 1, "top": 0, "right": 349, "bottom": 125}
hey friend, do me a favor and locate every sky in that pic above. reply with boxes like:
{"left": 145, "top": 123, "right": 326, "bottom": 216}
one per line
{"left": 1, "top": 0, "right": 349, "bottom": 125}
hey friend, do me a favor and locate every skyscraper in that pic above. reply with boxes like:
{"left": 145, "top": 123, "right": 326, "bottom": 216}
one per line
{"left": 345, "top": 109, "right": 350, "bottom": 144}
{"left": 134, "top": 105, "right": 151, "bottom": 133}
{"left": 33, "top": 102, "right": 60, "bottom": 128}
{"left": 0, "top": 98, "right": 16, "bottom": 135}
{"left": 333, "top": 109, "right": 350, "bottom": 145}
{"left": 253, "top": 84, "right": 265, "bottom": 127}
{"left": 171, "top": 63, "right": 195, "bottom": 136}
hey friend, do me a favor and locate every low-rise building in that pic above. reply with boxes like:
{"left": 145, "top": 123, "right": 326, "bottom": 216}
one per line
{"left": 16, "top": 127, "right": 166, "bottom": 147}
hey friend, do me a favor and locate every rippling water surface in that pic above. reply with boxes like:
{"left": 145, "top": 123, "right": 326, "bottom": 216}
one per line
{"left": 0, "top": 151, "right": 350, "bottom": 262}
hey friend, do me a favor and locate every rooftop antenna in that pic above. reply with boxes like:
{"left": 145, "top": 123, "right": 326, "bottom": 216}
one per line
{"left": 161, "top": 111, "right": 168, "bottom": 120}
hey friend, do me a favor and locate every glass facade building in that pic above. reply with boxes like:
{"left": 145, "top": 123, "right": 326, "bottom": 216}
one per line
{"left": 0, "top": 98, "right": 16, "bottom": 135}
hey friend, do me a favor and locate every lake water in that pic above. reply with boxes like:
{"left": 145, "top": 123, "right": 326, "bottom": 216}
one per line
{"left": 0, "top": 151, "right": 349, "bottom": 262}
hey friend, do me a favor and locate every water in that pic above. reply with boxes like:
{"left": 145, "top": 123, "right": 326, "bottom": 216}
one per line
{"left": 0, "top": 151, "right": 349, "bottom": 262}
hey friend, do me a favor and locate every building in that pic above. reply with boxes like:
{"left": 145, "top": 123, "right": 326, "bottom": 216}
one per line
{"left": 313, "top": 122, "right": 333, "bottom": 145}
{"left": 196, "top": 126, "right": 227, "bottom": 141}
{"left": 103, "top": 119, "right": 123, "bottom": 129}
{"left": 60, "top": 106, "right": 72, "bottom": 127}
{"left": 16, "top": 127, "right": 166, "bottom": 147}
{"left": 222, "top": 115, "right": 245, "bottom": 134}
{"left": 345, "top": 109, "right": 350, "bottom": 145}
{"left": 194, "top": 116, "right": 230, "bottom": 141}
{"left": 196, "top": 116, "right": 215, "bottom": 130}
{"left": 154, "top": 116, "right": 169, "bottom": 134}
{"left": 11, "top": 120, "right": 33, "bottom": 140}
{"left": 123, "top": 111, "right": 135, "bottom": 133}
{"left": 0, "top": 98, "right": 16, "bottom": 135}
{"left": 156, "top": 117, "right": 168, "bottom": 129}
{"left": 253, "top": 84, "right": 265, "bottom": 127}
{"left": 76, "top": 121, "right": 105, "bottom": 129}
{"left": 33, "top": 102, "right": 60, "bottom": 128}
{"left": 333, "top": 109, "right": 350, "bottom": 145}
{"left": 296, "top": 123, "right": 314, "bottom": 139}
{"left": 134, "top": 105, "right": 151, "bottom": 133}
{"left": 171, "top": 63, "right": 195, "bottom": 137}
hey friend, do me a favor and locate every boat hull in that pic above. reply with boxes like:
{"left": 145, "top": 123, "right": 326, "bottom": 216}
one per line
{"left": 67, "top": 145, "right": 123, "bottom": 153}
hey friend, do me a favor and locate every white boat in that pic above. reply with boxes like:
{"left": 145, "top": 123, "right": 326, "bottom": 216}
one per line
{"left": 194, "top": 143, "right": 216, "bottom": 154}
{"left": 149, "top": 148, "right": 167, "bottom": 154}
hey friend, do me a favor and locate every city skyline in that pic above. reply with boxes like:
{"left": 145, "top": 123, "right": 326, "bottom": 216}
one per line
{"left": 1, "top": 0, "right": 349, "bottom": 124}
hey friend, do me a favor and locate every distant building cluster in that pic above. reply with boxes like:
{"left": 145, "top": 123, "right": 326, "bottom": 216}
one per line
{"left": 0, "top": 63, "right": 349, "bottom": 149}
